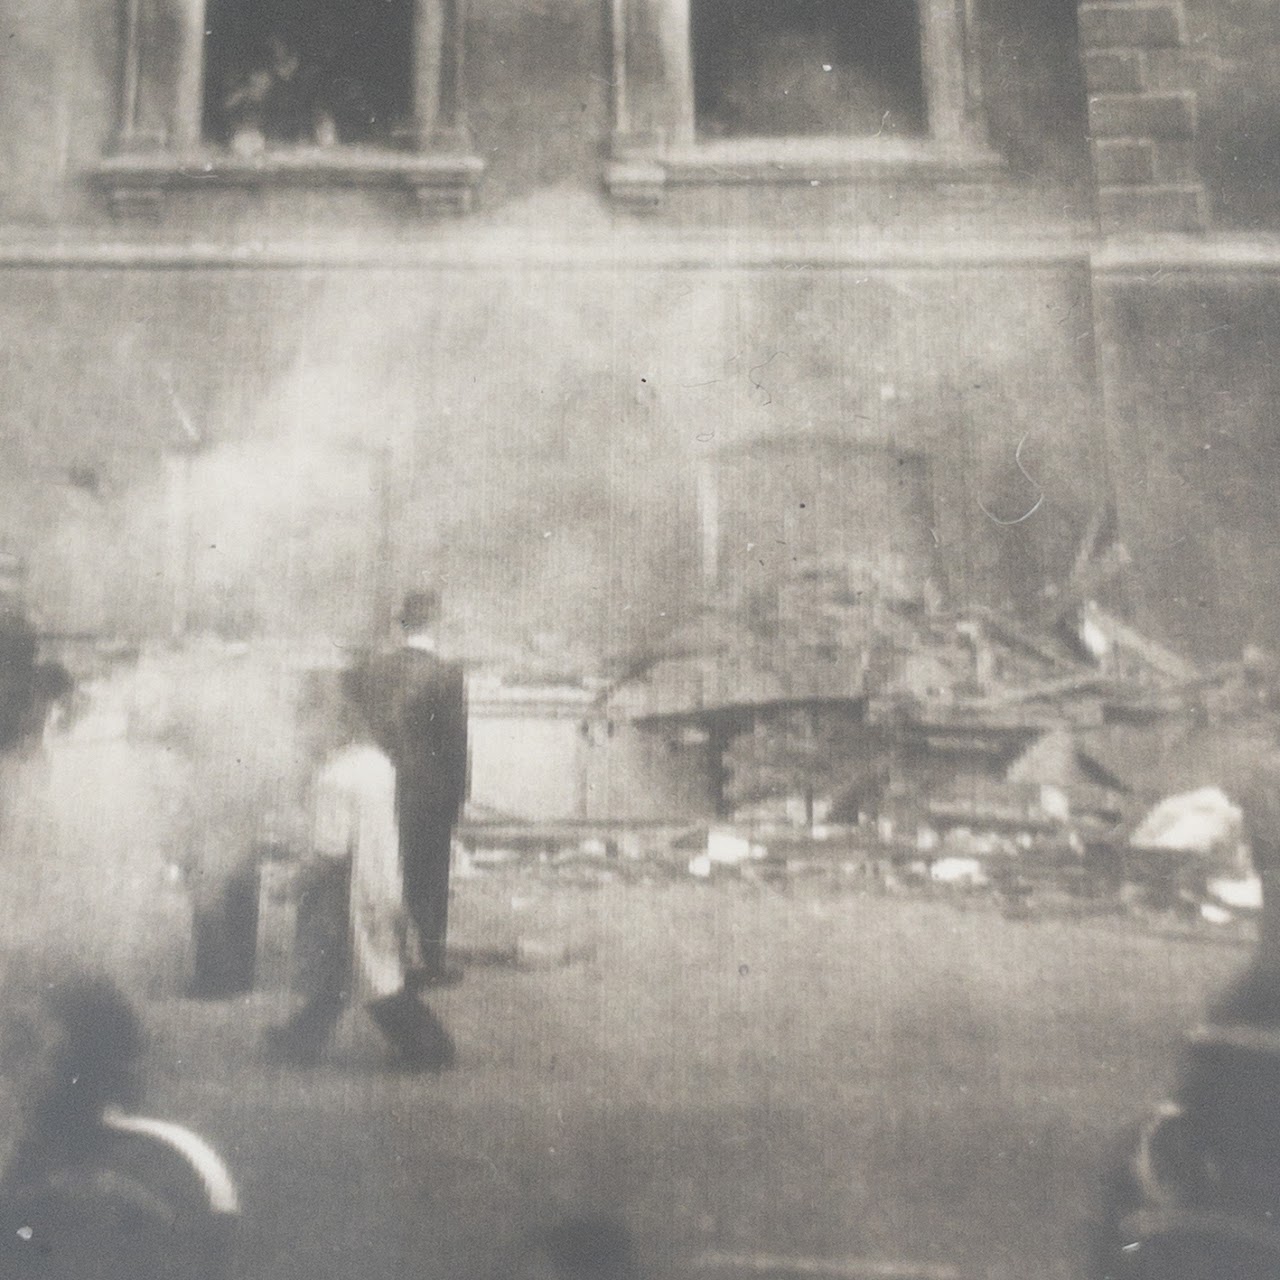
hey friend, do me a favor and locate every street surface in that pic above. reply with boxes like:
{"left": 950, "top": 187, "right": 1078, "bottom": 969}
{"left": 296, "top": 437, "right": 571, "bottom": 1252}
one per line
{"left": 0, "top": 733, "right": 1252, "bottom": 1279}
{"left": 127, "top": 878, "right": 1247, "bottom": 1280}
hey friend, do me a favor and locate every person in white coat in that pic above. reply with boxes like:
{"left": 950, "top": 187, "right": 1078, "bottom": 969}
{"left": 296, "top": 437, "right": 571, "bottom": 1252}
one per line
{"left": 264, "top": 673, "right": 455, "bottom": 1071}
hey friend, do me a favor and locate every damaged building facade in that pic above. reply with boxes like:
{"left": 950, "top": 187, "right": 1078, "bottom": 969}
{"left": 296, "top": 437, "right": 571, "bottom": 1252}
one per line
{"left": 2, "top": 1, "right": 1280, "bottom": 827}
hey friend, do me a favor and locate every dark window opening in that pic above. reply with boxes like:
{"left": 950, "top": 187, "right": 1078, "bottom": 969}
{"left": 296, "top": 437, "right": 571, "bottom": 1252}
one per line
{"left": 202, "top": 0, "right": 414, "bottom": 150}
{"left": 691, "top": 0, "right": 927, "bottom": 139}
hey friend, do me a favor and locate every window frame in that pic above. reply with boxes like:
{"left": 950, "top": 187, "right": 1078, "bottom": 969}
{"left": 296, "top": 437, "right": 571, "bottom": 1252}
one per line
{"left": 606, "top": 0, "right": 1001, "bottom": 209}
{"left": 95, "top": 0, "right": 483, "bottom": 218}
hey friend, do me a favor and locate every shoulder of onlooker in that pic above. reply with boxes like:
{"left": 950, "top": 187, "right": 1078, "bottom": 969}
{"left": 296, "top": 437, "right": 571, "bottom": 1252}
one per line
{"left": 3, "top": 1139, "right": 229, "bottom": 1279}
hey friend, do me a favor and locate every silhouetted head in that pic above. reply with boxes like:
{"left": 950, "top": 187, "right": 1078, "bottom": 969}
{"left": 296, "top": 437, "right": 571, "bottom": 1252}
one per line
{"left": 398, "top": 589, "right": 441, "bottom": 635}
{"left": 40, "top": 976, "right": 145, "bottom": 1113}
{"left": 1, "top": 970, "right": 145, "bottom": 1180}
{"left": 294, "top": 664, "right": 376, "bottom": 766}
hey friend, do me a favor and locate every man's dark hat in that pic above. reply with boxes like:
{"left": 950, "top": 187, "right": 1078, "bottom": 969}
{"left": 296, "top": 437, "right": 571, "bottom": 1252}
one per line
{"left": 399, "top": 589, "right": 440, "bottom": 630}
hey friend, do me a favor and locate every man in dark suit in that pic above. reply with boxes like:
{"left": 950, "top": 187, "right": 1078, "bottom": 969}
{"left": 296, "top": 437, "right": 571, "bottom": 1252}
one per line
{"left": 354, "top": 590, "right": 468, "bottom": 987}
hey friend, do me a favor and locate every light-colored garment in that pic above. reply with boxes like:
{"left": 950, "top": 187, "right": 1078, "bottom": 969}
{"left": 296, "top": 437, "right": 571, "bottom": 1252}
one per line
{"left": 312, "top": 742, "right": 415, "bottom": 1000}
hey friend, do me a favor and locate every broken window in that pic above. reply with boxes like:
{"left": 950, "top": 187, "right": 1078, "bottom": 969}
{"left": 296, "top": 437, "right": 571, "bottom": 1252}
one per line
{"left": 605, "top": 0, "right": 992, "bottom": 205}
{"left": 202, "top": 0, "right": 415, "bottom": 151}
{"left": 690, "top": 0, "right": 927, "bottom": 139}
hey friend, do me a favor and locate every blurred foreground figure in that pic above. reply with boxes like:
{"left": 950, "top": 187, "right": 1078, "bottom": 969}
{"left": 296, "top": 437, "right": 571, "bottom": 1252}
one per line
{"left": 1094, "top": 1027, "right": 1280, "bottom": 1279}
{"left": 264, "top": 673, "right": 456, "bottom": 1070}
{"left": 353, "top": 589, "right": 468, "bottom": 987}
{"left": 1093, "top": 757, "right": 1280, "bottom": 1278}
{"left": 0, "top": 971, "right": 239, "bottom": 1279}
{"left": 0, "top": 553, "right": 37, "bottom": 753}
{"left": 0, "top": 553, "right": 70, "bottom": 760}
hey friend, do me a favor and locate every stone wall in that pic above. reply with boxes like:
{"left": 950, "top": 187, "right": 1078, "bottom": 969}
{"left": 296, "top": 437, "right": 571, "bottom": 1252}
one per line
{"left": 0, "top": 257, "right": 1101, "bottom": 659}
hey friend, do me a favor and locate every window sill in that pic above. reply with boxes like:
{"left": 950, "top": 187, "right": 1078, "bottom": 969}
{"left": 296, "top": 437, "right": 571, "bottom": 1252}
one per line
{"left": 605, "top": 135, "right": 1004, "bottom": 210}
{"left": 92, "top": 148, "right": 486, "bottom": 219}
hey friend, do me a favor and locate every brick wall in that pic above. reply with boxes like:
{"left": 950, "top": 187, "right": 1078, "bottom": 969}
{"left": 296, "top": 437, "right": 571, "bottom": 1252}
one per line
{"left": 1079, "top": 1, "right": 1206, "bottom": 233}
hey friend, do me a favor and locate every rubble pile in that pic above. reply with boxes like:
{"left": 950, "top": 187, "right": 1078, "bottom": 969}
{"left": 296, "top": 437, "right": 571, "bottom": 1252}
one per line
{"left": 601, "top": 544, "right": 1280, "bottom": 924}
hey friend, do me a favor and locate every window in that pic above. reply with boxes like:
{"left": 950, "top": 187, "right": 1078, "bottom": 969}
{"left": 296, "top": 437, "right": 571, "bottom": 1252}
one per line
{"left": 97, "top": 0, "right": 481, "bottom": 217}
{"left": 607, "top": 0, "right": 998, "bottom": 208}
{"left": 691, "top": 0, "right": 927, "bottom": 140}
{"left": 203, "top": 0, "right": 415, "bottom": 151}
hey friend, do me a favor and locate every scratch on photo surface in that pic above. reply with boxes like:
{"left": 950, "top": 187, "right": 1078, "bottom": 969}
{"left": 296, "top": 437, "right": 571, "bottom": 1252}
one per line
{"left": 976, "top": 432, "right": 1043, "bottom": 526}
{"left": 748, "top": 352, "right": 784, "bottom": 405}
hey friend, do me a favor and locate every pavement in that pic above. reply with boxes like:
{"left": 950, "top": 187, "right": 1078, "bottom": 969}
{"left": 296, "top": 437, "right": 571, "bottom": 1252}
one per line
{"left": 115, "top": 879, "right": 1248, "bottom": 1280}
{"left": 1, "top": 732, "right": 1252, "bottom": 1280}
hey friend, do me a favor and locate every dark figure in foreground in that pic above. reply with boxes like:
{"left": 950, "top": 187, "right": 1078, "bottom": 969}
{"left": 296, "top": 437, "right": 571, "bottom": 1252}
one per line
{"left": 0, "top": 972, "right": 239, "bottom": 1279}
{"left": 1093, "top": 771, "right": 1280, "bottom": 1279}
{"left": 1093, "top": 1018, "right": 1280, "bottom": 1279}
{"left": 353, "top": 589, "right": 469, "bottom": 987}
{"left": 0, "top": 584, "right": 37, "bottom": 752}
{"left": 0, "top": 553, "right": 73, "bottom": 763}
{"left": 264, "top": 672, "right": 455, "bottom": 1070}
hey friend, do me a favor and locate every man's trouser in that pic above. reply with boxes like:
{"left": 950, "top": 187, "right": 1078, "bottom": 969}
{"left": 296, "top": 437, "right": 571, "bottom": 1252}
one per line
{"left": 281, "top": 859, "right": 453, "bottom": 1067}
{"left": 276, "top": 859, "right": 351, "bottom": 1054}
{"left": 397, "top": 800, "right": 455, "bottom": 978}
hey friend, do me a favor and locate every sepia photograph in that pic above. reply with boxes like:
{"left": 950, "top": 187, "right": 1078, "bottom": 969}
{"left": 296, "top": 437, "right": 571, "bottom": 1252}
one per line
{"left": 2, "top": 1, "right": 1280, "bottom": 1277}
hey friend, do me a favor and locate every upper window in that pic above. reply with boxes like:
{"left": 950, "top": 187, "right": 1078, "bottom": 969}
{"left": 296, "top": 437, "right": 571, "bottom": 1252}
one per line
{"left": 98, "top": 0, "right": 481, "bottom": 216}
{"left": 203, "top": 0, "right": 415, "bottom": 152}
{"left": 691, "top": 0, "right": 927, "bottom": 140}
{"left": 607, "top": 0, "right": 997, "bottom": 207}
